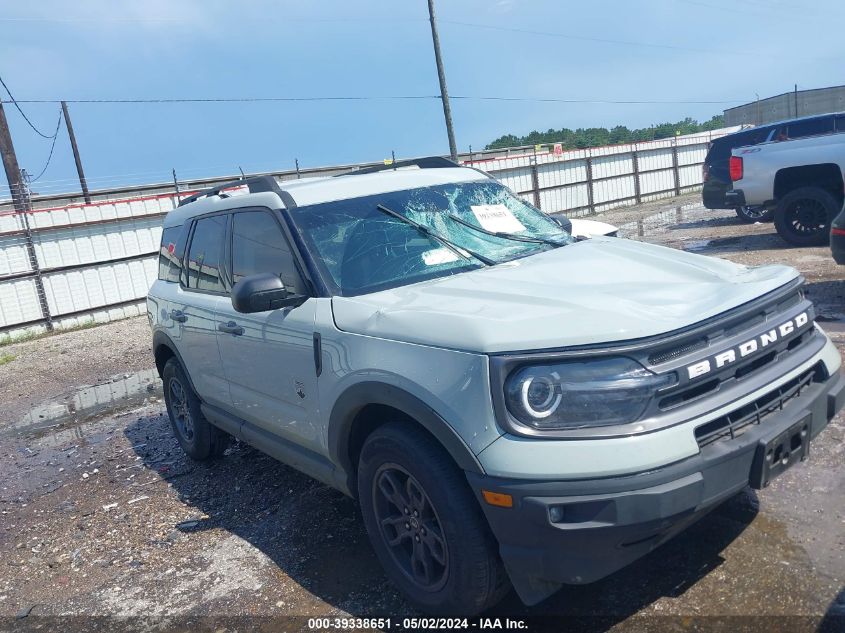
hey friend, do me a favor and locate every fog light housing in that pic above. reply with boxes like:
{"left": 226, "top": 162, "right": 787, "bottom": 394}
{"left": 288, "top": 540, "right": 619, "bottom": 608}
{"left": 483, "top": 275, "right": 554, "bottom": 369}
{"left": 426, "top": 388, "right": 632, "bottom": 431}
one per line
{"left": 549, "top": 505, "right": 565, "bottom": 523}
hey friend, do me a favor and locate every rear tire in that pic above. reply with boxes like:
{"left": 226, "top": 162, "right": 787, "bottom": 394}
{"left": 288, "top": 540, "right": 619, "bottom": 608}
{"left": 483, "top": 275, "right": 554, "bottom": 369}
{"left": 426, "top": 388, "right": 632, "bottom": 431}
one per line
{"left": 735, "top": 205, "right": 773, "bottom": 223}
{"left": 774, "top": 187, "right": 839, "bottom": 246}
{"left": 162, "top": 357, "right": 230, "bottom": 460}
{"left": 358, "top": 423, "right": 509, "bottom": 615}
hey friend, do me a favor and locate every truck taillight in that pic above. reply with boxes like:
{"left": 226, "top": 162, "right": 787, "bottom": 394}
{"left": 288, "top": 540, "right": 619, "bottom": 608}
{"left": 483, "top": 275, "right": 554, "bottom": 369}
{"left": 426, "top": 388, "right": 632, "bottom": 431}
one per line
{"left": 729, "top": 156, "right": 743, "bottom": 181}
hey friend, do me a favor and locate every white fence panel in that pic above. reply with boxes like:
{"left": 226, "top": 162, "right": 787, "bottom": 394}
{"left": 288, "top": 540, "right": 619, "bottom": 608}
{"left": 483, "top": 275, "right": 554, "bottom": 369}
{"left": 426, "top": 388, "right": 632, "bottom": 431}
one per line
{"left": 0, "top": 278, "right": 42, "bottom": 327}
{"left": 637, "top": 148, "right": 674, "bottom": 172}
{"left": 593, "top": 175, "right": 637, "bottom": 204}
{"left": 640, "top": 169, "right": 676, "bottom": 195}
{"left": 42, "top": 256, "right": 157, "bottom": 317}
{"left": 28, "top": 194, "right": 175, "bottom": 231}
{"left": 679, "top": 164, "right": 704, "bottom": 188}
{"left": 0, "top": 235, "right": 32, "bottom": 276}
{"left": 34, "top": 218, "right": 162, "bottom": 270}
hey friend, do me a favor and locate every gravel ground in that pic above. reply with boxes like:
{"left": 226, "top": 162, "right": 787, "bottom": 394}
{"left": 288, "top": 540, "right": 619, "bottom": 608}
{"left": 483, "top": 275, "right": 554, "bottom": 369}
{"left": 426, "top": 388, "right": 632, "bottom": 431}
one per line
{"left": 0, "top": 196, "right": 843, "bottom": 632}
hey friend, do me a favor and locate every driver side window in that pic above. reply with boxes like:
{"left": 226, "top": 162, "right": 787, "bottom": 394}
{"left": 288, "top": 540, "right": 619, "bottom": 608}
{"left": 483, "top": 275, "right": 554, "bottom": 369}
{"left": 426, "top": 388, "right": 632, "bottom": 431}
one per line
{"left": 230, "top": 210, "right": 305, "bottom": 295}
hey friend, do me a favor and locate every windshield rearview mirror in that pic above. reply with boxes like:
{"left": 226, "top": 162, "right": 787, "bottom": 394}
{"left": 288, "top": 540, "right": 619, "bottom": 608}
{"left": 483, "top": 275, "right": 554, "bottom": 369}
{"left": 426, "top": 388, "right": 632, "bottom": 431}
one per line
{"left": 231, "top": 273, "right": 306, "bottom": 313}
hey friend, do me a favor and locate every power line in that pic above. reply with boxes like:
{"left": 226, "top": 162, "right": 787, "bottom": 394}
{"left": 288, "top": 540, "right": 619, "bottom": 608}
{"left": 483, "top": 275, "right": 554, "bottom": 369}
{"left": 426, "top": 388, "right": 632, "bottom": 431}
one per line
{"left": 30, "top": 109, "right": 63, "bottom": 182}
{"left": 0, "top": 16, "right": 425, "bottom": 23}
{"left": 1, "top": 96, "right": 441, "bottom": 104}
{"left": 0, "top": 74, "right": 58, "bottom": 138}
{"left": 452, "top": 96, "right": 740, "bottom": 104}
{"left": 1, "top": 95, "right": 744, "bottom": 105}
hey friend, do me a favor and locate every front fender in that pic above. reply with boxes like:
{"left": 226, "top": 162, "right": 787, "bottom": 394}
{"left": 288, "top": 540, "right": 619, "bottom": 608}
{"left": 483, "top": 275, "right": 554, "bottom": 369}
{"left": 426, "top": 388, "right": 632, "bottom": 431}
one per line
{"left": 328, "top": 381, "right": 485, "bottom": 495}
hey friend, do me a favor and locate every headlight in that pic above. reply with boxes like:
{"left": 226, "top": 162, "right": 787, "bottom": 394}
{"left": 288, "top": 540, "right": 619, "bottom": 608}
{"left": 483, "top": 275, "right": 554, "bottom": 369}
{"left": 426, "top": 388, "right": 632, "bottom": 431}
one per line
{"left": 504, "top": 357, "right": 673, "bottom": 430}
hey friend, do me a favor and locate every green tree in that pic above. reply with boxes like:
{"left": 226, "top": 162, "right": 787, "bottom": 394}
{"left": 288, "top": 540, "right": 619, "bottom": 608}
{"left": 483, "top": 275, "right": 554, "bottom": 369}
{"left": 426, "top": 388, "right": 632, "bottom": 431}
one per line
{"left": 484, "top": 113, "right": 727, "bottom": 151}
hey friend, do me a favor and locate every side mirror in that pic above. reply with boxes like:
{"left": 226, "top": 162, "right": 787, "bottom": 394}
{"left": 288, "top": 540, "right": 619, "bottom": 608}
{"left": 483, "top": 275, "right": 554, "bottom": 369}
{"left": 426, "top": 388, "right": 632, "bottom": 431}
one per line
{"left": 551, "top": 214, "right": 573, "bottom": 234}
{"left": 231, "top": 273, "right": 306, "bottom": 313}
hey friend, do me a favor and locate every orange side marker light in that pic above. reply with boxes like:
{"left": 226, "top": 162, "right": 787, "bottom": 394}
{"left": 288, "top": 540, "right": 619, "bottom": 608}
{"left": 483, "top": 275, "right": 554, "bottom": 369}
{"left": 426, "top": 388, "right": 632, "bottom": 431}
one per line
{"left": 482, "top": 490, "right": 513, "bottom": 508}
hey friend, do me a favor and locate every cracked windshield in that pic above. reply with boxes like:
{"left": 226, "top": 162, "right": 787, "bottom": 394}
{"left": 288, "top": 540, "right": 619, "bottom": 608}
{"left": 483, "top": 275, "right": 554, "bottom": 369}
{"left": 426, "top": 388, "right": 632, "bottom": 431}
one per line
{"left": 290, "top": 180, "right": 573, "bottom": 295}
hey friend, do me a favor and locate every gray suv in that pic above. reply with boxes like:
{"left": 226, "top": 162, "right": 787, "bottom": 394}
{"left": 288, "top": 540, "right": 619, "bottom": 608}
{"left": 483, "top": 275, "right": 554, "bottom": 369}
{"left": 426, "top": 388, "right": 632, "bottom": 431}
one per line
{"left": 147, "top": 158, "right": 844, "bottom": 614}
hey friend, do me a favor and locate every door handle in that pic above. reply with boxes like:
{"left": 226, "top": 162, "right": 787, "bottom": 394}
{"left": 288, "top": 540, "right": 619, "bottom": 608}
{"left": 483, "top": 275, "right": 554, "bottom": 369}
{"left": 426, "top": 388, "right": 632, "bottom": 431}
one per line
{"left": 170, "top": 309, "right": 187, "bottom": 323}
{"left": 218, "top": 321, "right": 244, "bottom": 336}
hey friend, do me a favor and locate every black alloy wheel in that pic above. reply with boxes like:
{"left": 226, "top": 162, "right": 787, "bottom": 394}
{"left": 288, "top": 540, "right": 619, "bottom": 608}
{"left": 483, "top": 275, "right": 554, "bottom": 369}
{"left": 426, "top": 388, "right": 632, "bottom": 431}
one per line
{"left": 372, "top": 463, "right": 449, "bottom": 592}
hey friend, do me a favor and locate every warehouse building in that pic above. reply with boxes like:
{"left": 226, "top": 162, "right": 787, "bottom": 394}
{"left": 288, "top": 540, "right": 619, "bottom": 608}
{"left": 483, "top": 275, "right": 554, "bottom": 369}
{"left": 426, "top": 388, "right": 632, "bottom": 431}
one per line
{"left": 724, "top": 84, "right": 845, "bottom": 126}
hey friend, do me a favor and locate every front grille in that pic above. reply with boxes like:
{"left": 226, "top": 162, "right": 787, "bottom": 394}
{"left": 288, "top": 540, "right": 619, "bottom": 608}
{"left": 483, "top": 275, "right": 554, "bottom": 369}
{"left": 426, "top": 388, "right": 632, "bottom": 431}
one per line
{"left": 658, "top": 326, "right": 816, "bottom": 411}
{"left": 693, "top": 364, "right": 822, "bottom": 447}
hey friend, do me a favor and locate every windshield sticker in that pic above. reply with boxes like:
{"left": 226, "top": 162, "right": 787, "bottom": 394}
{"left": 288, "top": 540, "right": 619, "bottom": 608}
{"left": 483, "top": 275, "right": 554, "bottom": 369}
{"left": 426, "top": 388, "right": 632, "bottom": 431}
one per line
{"left": 422, "top": 248, "right": 460, "bottom": 266}
{"left": 470, "top": 204, "right": 526, "bottom": 233}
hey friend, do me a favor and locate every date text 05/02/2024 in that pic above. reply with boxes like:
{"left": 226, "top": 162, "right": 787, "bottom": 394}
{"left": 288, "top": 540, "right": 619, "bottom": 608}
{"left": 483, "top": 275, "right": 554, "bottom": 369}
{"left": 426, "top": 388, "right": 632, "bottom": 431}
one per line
{"left": 307, "top": 617, "right": 528, "bottom": 630}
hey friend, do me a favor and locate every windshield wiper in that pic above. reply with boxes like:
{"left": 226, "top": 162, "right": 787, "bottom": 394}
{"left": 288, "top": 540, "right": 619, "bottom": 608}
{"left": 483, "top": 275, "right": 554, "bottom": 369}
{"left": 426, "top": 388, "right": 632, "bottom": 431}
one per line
{"left": 375, "top": 204, "right": 495, "bottom": 266}
{"left": 445, "top": 213, "right": 566, "bottom": 248}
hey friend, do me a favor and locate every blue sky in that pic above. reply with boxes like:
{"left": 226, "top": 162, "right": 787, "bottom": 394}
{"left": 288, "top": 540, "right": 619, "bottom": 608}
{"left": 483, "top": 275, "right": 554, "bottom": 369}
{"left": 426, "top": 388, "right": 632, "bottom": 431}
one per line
{"left": 1, "top": 0, "right": 843, "bottom": 196}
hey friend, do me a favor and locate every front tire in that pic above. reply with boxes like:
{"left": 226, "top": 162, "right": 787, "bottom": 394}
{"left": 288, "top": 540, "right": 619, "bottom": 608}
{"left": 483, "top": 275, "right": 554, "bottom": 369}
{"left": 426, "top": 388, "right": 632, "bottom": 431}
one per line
{"left": 162, "top": 357, "right": 230, "bottom": 460}
{"left": 358, "top": 423, "right": 509, "bottom": 615}
{"left": 774, "top": 187, "right": 839, "bottom": 246}
{"left": 735, "top": 205, "right": 773, "bottom": 223}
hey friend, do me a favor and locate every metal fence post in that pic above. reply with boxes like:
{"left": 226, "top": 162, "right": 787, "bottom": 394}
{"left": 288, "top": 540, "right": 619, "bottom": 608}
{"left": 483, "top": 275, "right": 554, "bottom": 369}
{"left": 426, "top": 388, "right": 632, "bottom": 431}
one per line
{"left": 585, "top": 154, "right": 595, "bottom": 215}
{"left": 530, "top": 149, "right": 542, "bottom": 210}
{"left": 632, "top": 147, "right": 642, "bottom": 204}
{"left": 671, "top": 142, "right": 681, "bottom": 196}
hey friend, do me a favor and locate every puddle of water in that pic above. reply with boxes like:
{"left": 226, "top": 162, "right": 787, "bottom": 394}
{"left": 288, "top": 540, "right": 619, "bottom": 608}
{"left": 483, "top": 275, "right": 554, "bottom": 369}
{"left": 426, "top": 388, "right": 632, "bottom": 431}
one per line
{"left": 682, "top": 239, "right": 712, "bottom": 252}
{"left": 618, "top": 204, "right": 720, "bottom": 240}
{"left": 7, "top": 369, "right": 163, "bottom": 438}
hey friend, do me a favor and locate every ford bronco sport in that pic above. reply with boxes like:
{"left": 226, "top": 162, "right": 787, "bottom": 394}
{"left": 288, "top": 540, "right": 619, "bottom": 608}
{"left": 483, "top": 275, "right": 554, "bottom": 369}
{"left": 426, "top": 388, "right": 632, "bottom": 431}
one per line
{"left": 148, "top": 158, "right": 844, "bottom": 614}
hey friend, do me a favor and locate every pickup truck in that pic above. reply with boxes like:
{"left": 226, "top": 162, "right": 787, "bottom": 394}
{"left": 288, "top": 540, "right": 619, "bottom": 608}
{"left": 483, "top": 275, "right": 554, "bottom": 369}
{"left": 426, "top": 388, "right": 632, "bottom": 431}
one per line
{"left": 726, "top": 132, "right": 845, "bottom": 246}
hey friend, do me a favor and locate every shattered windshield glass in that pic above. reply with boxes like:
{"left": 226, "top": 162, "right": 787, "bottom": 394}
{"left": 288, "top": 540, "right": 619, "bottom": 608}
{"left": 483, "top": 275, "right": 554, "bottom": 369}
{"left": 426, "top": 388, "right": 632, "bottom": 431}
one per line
{"left": 289, "top": 181, "right": 573, "bottom": 296}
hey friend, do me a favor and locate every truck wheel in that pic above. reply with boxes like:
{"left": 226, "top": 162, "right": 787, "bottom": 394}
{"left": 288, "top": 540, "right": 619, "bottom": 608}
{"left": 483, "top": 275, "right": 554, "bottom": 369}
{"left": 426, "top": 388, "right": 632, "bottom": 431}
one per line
{"left": 162, "top": 357, "right": 230, "bottom": 460}
{"left": 358, "top": 423, "right": 509, "bottom": 615}
{"left": 774, "top": 187, "right": 838, "bottom": 246}
{"left": 735, "top": 205, "right": 773, "bottom": 223}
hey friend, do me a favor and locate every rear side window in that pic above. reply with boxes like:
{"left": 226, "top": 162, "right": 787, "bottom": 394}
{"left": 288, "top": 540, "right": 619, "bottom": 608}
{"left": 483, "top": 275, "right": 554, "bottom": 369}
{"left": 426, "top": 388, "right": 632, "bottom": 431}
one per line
{"left": 231, "top": 210, "right": 305, "bottom": 294}
{"left": 186, "top": 215, "right": 227, "bottom": 292}
{"left": 158, "top": 225, "right": 187, "bottom": 283}
{"left": 786, "top": 117, "right": 834, "bottom": 139}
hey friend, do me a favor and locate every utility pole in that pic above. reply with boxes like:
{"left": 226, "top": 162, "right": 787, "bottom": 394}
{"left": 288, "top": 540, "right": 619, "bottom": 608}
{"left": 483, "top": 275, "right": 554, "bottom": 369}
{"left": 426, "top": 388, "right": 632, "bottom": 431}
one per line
{"left": 61, "top": 100, "right": 91, "bottom": 203}
{"left": 0, "top": 101, "right": 27, "bottom": 214}
{"left": 427, "top": 0, "right": 457, "bottom": 161}
{"left": 0, "top": 102, "right": 53, "bottom": 330}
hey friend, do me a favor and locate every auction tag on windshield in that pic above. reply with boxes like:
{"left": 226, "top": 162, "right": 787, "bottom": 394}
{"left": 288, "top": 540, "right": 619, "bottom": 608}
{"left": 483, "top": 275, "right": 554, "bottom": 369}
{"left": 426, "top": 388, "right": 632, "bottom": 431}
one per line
{"left": 470, "top": 204, "right": 526, "bottom": 233}
{"left": 422, "top": 248, "right": 459, "bottom": 266}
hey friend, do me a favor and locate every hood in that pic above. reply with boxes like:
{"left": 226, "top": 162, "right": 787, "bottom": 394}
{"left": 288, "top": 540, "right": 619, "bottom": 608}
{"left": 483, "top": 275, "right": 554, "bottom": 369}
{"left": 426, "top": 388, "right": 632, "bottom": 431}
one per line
{"left": 331, "top": 237, "right": 799, "bottom": 354}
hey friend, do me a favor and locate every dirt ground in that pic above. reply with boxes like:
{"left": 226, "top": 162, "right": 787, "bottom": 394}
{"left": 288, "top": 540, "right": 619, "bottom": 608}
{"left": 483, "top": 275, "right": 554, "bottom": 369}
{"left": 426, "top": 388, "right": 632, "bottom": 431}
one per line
{"left": 0, "top": 195, "right": 843, "bottom": 632}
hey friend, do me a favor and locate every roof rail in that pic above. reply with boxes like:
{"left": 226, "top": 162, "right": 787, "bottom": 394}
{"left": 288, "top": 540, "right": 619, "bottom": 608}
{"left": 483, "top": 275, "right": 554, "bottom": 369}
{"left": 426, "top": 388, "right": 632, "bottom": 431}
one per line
{"left": 177, "top": 175, "right": 283, "bottom": 207}
{"left": 335, "top": 156, "right": 460, "bottom": 177}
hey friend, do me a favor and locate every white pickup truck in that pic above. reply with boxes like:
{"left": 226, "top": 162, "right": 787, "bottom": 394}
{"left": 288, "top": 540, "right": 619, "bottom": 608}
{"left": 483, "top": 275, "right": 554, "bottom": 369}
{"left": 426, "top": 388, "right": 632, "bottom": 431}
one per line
{"left": 726, "top": 132, "right": 845, "bottom": 246}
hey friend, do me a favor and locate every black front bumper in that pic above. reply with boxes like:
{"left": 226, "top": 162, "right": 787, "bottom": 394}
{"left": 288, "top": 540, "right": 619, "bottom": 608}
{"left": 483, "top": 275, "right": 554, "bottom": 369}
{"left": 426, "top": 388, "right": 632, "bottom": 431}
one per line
{"left": 468, "top": 368, "right": 845, "bottom": 606}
